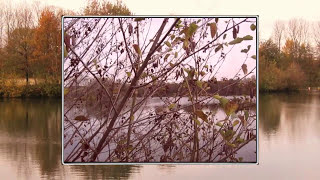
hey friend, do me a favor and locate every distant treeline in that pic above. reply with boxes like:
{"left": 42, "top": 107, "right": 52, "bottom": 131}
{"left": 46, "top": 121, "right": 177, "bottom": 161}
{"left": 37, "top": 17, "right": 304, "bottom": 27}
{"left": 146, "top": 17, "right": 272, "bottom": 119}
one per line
{"left": 66, "top": 77, "right": 256, "bottom": 104}
{"left": 148, "top": 79, "right": 256, "bottom": 97}
{"left": 259, "top": 19, "right": 320, "bottom": 92}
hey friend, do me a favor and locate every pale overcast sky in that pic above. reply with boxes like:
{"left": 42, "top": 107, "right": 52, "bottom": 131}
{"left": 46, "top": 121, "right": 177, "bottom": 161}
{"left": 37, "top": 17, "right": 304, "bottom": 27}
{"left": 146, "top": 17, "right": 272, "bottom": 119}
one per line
{"left": 8, "top": 0, "right": 320, "bottom": 40}
{"left": 6, "top": 0, "right": 320, "bottom": 79}
{"left": 63, "top": 17, "right": 256, "bottom": 81}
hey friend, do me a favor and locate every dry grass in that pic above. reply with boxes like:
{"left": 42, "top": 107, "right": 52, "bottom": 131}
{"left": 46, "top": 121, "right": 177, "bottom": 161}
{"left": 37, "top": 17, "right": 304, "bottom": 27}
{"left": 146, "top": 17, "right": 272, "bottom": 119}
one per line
{"left": 4, "top": 78, "right": 44, "bottom": 86}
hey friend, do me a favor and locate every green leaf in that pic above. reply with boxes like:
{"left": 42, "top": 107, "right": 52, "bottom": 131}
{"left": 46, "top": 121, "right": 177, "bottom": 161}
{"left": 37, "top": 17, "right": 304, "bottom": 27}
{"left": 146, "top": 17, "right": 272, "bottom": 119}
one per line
{"left": 236, "top": 137, "right": 245, "bottom": 144}
{"left": 187, "top": 23, "right": 198, "bottom": 37}
{"left": 220, "top": 131, "right": 225, "bottom": 137}
{"left": 64, "top": 45, "right": 68, "bottom": 57}
{"left": 196, "top": 80, "right": 203, "bottom": 88}
{"left": 164, "top": 41, "right": 172, "bottom": 47}
{"left": 242, "top": 35, "right": 253, "bottom": 40}
{"left": 232, "top": 120, "right": 240, "bottom": 127}
{"left": 193, "top": 118, "right": 201, "bottom": 126}
{"left": 118, "top": 139, "right": 126, "bottom": 145}
{"left": 151, "top": 75, "right": 156, "bottom": 81}
{"left": 224, "top": 101, "right": 239, "bottom": 116}
{"left": 126, "top": 72, "right": 131, "bottom": 77}
{"left": 141, "top": 72, "right": 148, "bottom": 79}
{"left": 130, "top": 115, "right": 134, "bottom": 121}
{"left": 164, "top": 54, "right": 170, "bottom": 61}
{"left": 244, "top": 110, "right": 249, "bottom": 121}
{"left": 247, "top": 45, "right": 251, "bottom": 51}
{"left": 173, "top": 37, "right": 182, "bottom": 44}
{"left": 174, "top": 52, "right": 178, "bottom": 58}
{"left": 213, "top": 95, "right": 229, "bottom": 109}
{"left": 213, "top": 94, "right": 221, "bottom": 99}
{"left": 176, "top": 24, "right": 184, "bottom": 28}
{"left": 134, "top": 18, "right": 145, "bottom": 21}
{"left": 175, "top": 19, "right": 182, "bottom": 27}
{"left": 170, "top": 34, "right": 175, "bottom": 40}
{"left": 231, "top": 113, "right": 238, "bottom": 119}
{"left": 250, "top": 24, "right": 256, "bottom": 31}
{"left": 226, "top": 142, "right": 236, "bottom": 148}
{"left": 183, "top": 40, "right": 189, "bottom": 49}
{"left": 168, "top": 103, "right": 176, "bottom": 110}
{"left": 225, "top": 130, "right": 235, "bottom": 141}
{"left": 239, "top": 157, "right": 243, "bottom": 162}
{"left": 223, "top": 34, "right": 227, "bottom": 40}
{"left": 195, "top": 110, "right": 208, "bottom": 123}
{"left": 93, "top": 58, "right": 98, "bottom": 70}
{"left": 251, "top": 55, "right": 256, "bottom": 60}
{"left": 64, "top": 88, "right": 69, "bottom": 95}
{"left": 169, "top": 62, "right": 175, "bottom": 67}
{"left": 216, "top": 122, "right": 223, "bottom": 127}
{"left": 239, "top": 115, "right": 247, "bottom": 127}
{"left": 228, "top": 38, "right": 243, "bottom": 45}
{"left": 215, "top": 44, "right": 223, "bottom": 53}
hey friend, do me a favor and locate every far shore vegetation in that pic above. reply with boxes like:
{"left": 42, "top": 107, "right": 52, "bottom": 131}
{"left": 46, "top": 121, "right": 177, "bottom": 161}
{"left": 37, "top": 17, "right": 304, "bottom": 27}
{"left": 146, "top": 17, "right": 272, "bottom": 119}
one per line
{"left": 1, "top": 0, "right": 319, "bottom": 98}
{"left": 259, "top": 19, "right": 320, "bottom": 92}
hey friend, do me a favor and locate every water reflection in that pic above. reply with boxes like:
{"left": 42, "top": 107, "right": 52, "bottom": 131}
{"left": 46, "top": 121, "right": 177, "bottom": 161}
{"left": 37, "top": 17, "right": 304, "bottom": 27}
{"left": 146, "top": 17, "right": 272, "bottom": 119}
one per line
{"left": 0, "top": 98, "right": 139, "bottom": 179}
{"left": 132, "top": 93, "right": 320, "bottom": 179}
{"left": 1, "top": 93, "right": 319, "bottom": 179}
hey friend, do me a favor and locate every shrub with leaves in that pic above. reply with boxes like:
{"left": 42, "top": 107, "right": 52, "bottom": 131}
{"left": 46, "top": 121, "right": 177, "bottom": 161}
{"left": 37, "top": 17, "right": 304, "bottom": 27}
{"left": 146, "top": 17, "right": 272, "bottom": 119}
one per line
{"left": 63, "top": 17, "right": 257, "bottom": 163}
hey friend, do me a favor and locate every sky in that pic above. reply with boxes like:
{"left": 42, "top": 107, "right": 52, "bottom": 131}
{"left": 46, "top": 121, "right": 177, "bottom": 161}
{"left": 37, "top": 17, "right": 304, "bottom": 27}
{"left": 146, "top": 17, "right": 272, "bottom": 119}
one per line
{"left": 64, "top": 18, "right": 256, "bottom": 81}
{"left": 6, "top": 0, "right": 320, "bottom": 79}
{"left": 8, "top": 0, "right": 320, "bottom": 41}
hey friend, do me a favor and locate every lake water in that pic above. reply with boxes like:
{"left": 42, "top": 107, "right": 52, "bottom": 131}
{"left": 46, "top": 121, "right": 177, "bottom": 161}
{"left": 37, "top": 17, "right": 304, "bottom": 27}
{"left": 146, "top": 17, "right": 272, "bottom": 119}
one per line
{"left": 0, "top": 93, "right": 319, "bottom": 179}
{"left": 64, "top": 96, "right": 256, "bottom": 163}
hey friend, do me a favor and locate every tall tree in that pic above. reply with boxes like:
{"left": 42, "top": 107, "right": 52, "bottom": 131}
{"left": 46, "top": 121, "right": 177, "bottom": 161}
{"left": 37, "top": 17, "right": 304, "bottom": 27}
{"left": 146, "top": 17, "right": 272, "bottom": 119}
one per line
{"left": 286, "top": 18, "right": 309, "bottom": 46}
{"left": 83, "top": 0, "right": 132, "bottom": 15}
{"left": 6, "top": 27, "right": 35, "bottom": 84}
{"left": 32, "top": 8, "right": 61, "bottom": 83}
{"left": 3, "top": 3, "right": 35, "bottom": 85}
{"left": 3, "top": 1, "right": 16, "bottom": 42}
{"left": 272, "top": 20, "right": 285, "bottom": 53}
{"left": 313, "top": 22, "right": 320, "bottom": 60}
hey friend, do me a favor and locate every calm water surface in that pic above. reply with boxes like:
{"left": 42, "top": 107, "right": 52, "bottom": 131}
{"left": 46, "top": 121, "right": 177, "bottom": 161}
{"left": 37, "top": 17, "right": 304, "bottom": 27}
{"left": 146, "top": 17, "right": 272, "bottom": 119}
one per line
{"left": 1, "top": 93, "right": 319, "bottom": 179}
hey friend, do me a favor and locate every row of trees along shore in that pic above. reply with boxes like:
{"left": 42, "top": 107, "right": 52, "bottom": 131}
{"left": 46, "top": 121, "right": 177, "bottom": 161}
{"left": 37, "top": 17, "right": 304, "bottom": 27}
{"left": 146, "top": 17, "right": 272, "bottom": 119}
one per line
{"left": 0, "top": 0, "right": 131, "bottom": 97}
{"left": 259, "top": 19, "right": 320, "bottom": 92}
{"left": 1, "top": 0, "right": 319, "bottom": 97}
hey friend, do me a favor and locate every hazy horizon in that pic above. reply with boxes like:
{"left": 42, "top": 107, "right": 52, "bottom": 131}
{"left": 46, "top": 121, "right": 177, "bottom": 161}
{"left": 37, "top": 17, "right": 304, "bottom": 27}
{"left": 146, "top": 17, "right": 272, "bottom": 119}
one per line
{"left": 5, "top": 0, "right": 320, "bottom": 41}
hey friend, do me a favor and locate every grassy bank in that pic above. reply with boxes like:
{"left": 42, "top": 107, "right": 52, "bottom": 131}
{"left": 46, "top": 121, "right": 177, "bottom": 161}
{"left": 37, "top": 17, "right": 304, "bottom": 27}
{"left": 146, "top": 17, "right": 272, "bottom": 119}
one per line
{"left": 0, "top": 79, "right": 61, "bottom": 98}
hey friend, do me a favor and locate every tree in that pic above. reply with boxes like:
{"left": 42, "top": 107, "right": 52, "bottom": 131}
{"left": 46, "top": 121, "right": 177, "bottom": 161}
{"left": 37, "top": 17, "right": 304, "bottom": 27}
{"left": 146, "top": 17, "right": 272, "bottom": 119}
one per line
{"left": 83, "top": 0, "right": 132, "bottom": 15}
{"left": 3, "top": 1, "right": 15, "bottom": 41}
{"left": 286, "top": 18, "right": 309, "bottom": 46}
{"left": 282, "top": 39, "right": 298, "bottom": 59}
{"left": 259, "top": 39, "right": 280, "bottom": 62}
{"left": 313, "top": 22, "right": 320, "bottom": 60}
{"left": 32, "top": 8, "right": 61, "bottom": 83}
{"left": 272, "top": 20, "right": 285, "bottom": 53}
{"left": 283, "top": 62, "right": 305, "bottom": 89}
{"left": 63, "top": 17, "right": 257, "bottom": 163}
{"left": 6, "top": 27, "right": 35, "bottom": 84}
